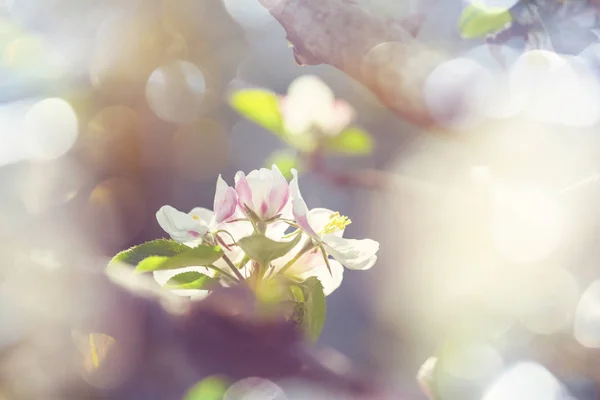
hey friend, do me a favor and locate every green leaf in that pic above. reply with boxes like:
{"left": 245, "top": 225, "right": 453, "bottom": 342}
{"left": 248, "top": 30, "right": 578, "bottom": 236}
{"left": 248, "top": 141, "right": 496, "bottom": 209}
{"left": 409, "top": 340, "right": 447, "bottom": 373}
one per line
{"left": 237, "top": 233, "right": 302, "bottom": 265}
{"left": 135, "top": 245, "right": 224, "bottom": 273}
{"left": 229, "top": 89, "right": 286, "bottom": 137}
{"left": 164, "top": 271, "right": 219, "bottom": 290}
{"left": 183, "top": 376, "right": 229, "bottom": 400}
{"left": 266, "top": 149, "right": 298, "bottom": 180}
{"left": 300, "top": 277, "right": 326, "bottom": 341}
{"left": 108, "top": 239, "right": 189, "bottom": 270}
{"left": 458, "top": 4, "right": 512, "bottom": 39}
{"left": 323, "top": 127, "right": 373, "bottom": 155}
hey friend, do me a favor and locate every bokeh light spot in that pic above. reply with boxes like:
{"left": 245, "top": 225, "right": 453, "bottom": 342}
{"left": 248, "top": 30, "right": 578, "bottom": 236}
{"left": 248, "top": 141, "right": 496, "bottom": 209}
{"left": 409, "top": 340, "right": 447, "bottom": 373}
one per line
{"left": 21, "top": 98, "right": 79, "bottom": 161}
{"left": 482, "top": 362, "right": 566, "bottom": 400}
{"left": 574, "top": 281, "right": 600, "bottom": 348}
{"left": 146, "top": 60, "right": 206, "bottom": 124}
{"left": 491, "top": 186, "right": 566, "bottom": 264}
{"left": 224, "top": 377, "right": 286, "bottom": 400}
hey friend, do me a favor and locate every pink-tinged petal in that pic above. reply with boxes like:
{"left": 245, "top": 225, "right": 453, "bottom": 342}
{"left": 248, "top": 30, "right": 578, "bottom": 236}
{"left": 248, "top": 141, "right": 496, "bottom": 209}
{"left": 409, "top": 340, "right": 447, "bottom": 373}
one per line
{"left": 259, "top": 200, "right": 269, "bottom": 219}
{"left": 268, "top": 165, "right": 290, "bottom": 216}
{"left": 289, "top": 169, "right": 301, "bottom": 198}
{"left": 234, "top": 171, "right": 253, "bottom": 211}
{"left": 213, "top": 176, "right": 238, "bottom": 224}
{"left": 292, "top": 198, "right": 318, "bottom": 237}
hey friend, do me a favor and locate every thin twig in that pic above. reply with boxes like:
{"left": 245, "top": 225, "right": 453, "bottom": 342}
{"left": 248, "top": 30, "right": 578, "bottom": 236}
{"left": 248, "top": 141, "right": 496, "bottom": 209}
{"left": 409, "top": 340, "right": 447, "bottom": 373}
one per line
{"left": 221, "top": 254, "right": 246, "bottom": 281}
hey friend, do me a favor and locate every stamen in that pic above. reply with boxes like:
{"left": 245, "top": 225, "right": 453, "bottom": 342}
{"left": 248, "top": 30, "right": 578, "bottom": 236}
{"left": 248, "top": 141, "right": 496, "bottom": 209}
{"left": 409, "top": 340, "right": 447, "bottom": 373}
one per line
{"left": 320, "top": 212, "right": 351, "bottom": 234}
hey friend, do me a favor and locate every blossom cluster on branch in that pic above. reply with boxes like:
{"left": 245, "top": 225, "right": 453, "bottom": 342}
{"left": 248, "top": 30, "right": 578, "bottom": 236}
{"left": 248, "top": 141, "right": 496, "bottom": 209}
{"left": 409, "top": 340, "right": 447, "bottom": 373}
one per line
{"left": 111, "top": 164, "right": 378, "bottom": 340}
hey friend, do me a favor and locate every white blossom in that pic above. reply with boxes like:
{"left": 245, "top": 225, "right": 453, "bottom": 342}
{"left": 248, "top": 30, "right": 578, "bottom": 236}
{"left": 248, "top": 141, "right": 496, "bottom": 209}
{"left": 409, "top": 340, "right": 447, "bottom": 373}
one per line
{"left": 279, "top": 75, "right": 355, "bottom": 136}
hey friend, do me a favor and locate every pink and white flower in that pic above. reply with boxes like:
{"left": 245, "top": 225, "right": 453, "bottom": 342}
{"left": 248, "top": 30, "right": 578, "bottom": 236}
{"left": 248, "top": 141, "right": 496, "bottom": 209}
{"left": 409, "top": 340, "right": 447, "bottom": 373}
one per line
{"left": 289, "top": 170, "right": 379, "bottom": 270}
{"left": 279, "top": 75, "right": 355, "bottom": 137}
{"left": 234, "top": 165, "right": 294, "bottom": 221}
{"left": 156, "top": 175, "right": 240, "bottom": 244}
{"left": 154, "top": 175, "right": 248, "bottom": 298}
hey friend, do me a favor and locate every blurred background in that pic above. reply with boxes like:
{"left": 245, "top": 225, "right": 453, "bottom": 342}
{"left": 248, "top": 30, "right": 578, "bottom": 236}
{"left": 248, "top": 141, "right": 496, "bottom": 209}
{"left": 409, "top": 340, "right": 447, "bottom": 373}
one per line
{"left": 2, "top": 0, "right": 600, "bottom": 399}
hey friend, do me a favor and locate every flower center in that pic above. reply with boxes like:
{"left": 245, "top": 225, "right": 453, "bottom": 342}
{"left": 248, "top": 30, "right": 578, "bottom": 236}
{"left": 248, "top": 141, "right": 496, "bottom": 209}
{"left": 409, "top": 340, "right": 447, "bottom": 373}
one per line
{"left": 320, "top": 212, "right": 351, "bottom": 235}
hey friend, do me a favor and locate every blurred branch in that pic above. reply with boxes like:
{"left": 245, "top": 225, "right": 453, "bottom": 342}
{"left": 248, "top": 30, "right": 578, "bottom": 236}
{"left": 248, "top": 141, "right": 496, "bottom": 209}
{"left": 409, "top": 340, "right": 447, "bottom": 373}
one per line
{"left": 258, "top": 0, "right": 444, "bottom": 130}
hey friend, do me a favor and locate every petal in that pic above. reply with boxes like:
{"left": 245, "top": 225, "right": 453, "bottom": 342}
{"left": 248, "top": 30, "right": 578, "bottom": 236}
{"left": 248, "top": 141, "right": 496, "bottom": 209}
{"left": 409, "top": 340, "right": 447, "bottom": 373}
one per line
{"left": 319, "top": 100, "right": 355, "bottom": 136}
{"left": 287, "top": 249, "right": 344, "bottom": 296}
{"left": 234, "top": 171, "right": 253, "bottom": 211}
{"left": 283, "top": 76, "right": 336, "bottom": 136}
{"left": 322, "top": 235, "right": 379, "bottom": 270}
{"left": 189, "top": 207, "right": 214, "bottom": 223}
{"left": 267, "top": 164, "right": 290, "bottom": 217}
{"left": 287, "top": 75, "right": 334, "bottom": 108}
{"left": 307, "top": 208, "right": 345, "bottom": 237}
{"left": 153, "top": 266, "right": 213, "bottom": 297}
{"left": 213, "top": 175, "right": 238, "bottom": 223}
{"left": 156, "top": 205, "right": 207, "bottom": 242}
{"left": 292, "top": 198, "right": 318, "bottom": 237}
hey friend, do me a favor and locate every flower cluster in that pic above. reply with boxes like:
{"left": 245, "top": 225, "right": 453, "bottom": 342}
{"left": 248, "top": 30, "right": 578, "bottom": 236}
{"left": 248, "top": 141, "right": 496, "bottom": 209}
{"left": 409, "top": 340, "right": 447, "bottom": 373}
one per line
{"left": 154, "top": 165, "right": 379, "bottom": 298}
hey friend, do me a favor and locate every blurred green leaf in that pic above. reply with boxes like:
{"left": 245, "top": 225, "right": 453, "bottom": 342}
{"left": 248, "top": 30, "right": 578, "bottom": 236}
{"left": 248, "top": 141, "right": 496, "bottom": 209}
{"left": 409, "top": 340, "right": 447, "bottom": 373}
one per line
{"left": 323, "top": 127, "right": 373, "bottom": 155}
{"left": 266, "top": 150, "right": 298, "bottom": 179}
{"left": 237, "top": 233, "right": 302, "bottom": 266}
{"left": 108, "top": 239, "right": 189, "bottom": 270}
{"left": 135, "top": 245, "right": 224, "bottom": 273}
{"left": 299, "top": 277, "right": 326, "bottom": 341}
{"left": 183, "top": 376, "right": 229, "bottom": 400}
{"left": 164, "top": 271, "right": 219, "bottom": 290}
{"left": 229, "top": 89, "right": 286, "bottom": 136}
{"left": 458, "top": 4, "right": 512, "bottom": 39}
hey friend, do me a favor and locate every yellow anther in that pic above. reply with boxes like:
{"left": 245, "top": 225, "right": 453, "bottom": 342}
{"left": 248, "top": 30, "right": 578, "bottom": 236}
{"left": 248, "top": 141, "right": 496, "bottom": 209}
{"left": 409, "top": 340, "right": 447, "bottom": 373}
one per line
{"left": 192, "top": 215, "right": 200, "bottom": 221}
{"left": 320, "top": 212, "right": 351, "bottom": 234}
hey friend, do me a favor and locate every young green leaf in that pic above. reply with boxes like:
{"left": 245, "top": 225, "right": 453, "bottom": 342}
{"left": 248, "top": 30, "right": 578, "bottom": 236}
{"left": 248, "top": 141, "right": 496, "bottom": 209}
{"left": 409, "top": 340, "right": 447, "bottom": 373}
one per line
{"left": 237, "top": 233, "right": 302, "bottom": 266}
{"left": 323, "top": 127, "right": 373, "bottom": 155}
{"left": 229, "top": 89, "right": 286, "bottom": 136}
{"left": 108, "top": 239, "right": 189, "bottom": 270}
{"left": 299, "top": 277, "right": 326, "bottom": 341}
{"left": 164, "top": 271, "right": 219, "bottom": 290}
{"left": 183, "top": 376, "right": 230, "bottom": 400}
{"left": 458, "top": 4, "right": 512, "bottom": 39}
{"left": 135, "top": 245, "right": 224, "bottom": 273}
{"left": 266, "top": 149, "right": 298, "bottom": 180}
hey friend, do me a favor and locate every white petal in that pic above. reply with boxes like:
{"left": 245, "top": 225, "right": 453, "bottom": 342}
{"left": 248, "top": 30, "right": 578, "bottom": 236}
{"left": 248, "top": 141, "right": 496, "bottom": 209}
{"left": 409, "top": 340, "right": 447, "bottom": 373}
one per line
{"left": 156, "top": 205, "right": 207, "bottom": 242}
{"left": 322, "top": 235, "right": 379, "bottom": 270}
{"left": 307, "top": 208, "right": 345, "bottom": 237}
{"left": 153, "top": 266, "right": 213, "bottom": 297}
{"left": 283, "top": 76, "right": 336, "bottom": 135}
{"left": 287, "top": 75, "right": 334, "bottom": 109}
{"left": 189, "top": 207, "right": 214, "bottom": 223}
{"left": 297, "top": 257, "right": 344, "bottom": 296}
{"left": 316, "top": 100, "right": 355, "bottom": 136}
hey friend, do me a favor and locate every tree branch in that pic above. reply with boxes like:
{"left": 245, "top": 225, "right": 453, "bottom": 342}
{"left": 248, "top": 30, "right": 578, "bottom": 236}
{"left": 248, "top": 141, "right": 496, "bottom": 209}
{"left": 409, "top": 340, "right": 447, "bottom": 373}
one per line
{"left": 258, "top": 0, "right": 445, "bottom": 129}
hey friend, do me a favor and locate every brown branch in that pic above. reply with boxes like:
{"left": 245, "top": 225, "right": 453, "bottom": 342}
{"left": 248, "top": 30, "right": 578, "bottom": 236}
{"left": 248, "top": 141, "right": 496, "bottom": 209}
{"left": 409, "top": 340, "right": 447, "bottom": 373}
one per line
{"left": 258, "top": 0, "right": 447, "bottom": 130}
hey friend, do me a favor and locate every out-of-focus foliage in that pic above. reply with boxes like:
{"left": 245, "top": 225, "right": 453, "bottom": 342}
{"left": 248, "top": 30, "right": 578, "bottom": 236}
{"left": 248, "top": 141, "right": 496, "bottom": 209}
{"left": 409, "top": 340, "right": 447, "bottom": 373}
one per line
{"left": 182, "top": 376, "right": 229, "bottom": 400}
{"left": 266, "top": 149, "right": 299, "bottom": 180}
{"left": 458, "top": 4, "right": 513, "bottom": 39}
{"left": 229, "top": 88, "right": 374, "bottom": 157}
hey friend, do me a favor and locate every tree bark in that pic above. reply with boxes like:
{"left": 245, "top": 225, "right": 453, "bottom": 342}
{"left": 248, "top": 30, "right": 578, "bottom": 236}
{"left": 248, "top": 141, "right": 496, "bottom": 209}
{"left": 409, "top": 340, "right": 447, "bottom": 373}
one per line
{"left": 258, "top": 0, "right": 446, "bottom": 129}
